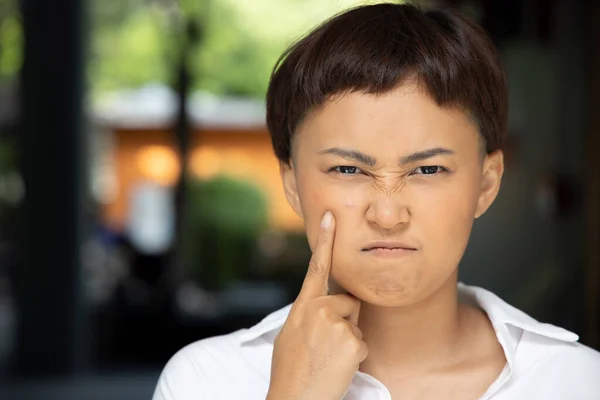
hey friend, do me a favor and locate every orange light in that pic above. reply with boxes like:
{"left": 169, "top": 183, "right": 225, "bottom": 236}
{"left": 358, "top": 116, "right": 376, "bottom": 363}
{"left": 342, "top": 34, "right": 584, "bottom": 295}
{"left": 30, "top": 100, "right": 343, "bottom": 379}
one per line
{"left": 190, "top": 147, "right": 222, "bottom": 179}
{"left": 136, "top": 145, "right": 181, "bottom": 186}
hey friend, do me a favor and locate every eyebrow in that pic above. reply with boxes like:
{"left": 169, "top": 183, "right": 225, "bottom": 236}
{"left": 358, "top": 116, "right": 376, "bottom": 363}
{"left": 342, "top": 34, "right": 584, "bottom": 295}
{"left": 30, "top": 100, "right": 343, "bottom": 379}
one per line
{"left": 317, "top": 147, "right": 455, "bottom": 166}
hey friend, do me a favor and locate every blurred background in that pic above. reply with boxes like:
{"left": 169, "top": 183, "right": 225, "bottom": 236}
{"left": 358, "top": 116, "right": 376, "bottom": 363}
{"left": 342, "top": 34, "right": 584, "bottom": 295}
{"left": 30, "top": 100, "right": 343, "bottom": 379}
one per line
{"left": 0, "top": 0, "right": 598, "bottom": 398}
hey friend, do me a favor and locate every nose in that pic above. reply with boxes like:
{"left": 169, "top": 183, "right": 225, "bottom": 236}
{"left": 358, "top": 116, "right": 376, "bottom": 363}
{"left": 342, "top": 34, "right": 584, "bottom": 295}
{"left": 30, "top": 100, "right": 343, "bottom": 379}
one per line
{"left": 365, "top": 195, "right": 411, "bottom": 231}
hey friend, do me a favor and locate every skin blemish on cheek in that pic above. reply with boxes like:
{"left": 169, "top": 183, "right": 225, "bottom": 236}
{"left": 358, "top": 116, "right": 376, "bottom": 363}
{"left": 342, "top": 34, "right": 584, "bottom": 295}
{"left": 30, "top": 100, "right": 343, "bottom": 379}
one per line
{"left": 345, "top": 187, "right": 365, "bottom": 208}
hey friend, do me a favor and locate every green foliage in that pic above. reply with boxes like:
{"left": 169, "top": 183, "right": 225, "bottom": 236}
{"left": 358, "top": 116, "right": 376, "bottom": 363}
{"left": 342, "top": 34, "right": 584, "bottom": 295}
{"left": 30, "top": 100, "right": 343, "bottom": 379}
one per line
{"left": 184, "top": 175, "right": 269, "bottom": 290}
{"left": 3, "top": 0, "right": 394, "bottom": 96}
{"left": 0, "top": 0, "right": 22, "bottom": 82}
{"left": 89, "top": 0, "right": 377, "bottom": 98}
{"left": 190, "top": 0, "right": 377, "bottom": 97}
{"left": 192, "top": 1, "right": 271, "bottom": 97}
{"left": 187, "top": 174, "right": 268, "bottom": 234}
{"left": 89, "top": 1, "right": 171, "bottom": 96}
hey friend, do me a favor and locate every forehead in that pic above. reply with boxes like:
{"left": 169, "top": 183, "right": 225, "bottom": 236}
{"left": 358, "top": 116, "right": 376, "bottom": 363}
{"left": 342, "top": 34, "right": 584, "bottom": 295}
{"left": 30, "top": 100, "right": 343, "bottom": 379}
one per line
{"left": 295, "top": 84, "right": 480, "bottom": 154}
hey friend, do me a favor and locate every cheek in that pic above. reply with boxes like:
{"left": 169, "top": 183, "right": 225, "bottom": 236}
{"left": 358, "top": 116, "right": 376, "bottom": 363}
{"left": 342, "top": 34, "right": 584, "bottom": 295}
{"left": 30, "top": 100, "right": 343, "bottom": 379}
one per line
{"left": 428, "top": 189, "right": 476, "bottom": 226}
{"left": 298, "top": 176, "right": 364, "bottom": 251}
{"left": 418, "top": 181, "right": 479, "bottom": 260}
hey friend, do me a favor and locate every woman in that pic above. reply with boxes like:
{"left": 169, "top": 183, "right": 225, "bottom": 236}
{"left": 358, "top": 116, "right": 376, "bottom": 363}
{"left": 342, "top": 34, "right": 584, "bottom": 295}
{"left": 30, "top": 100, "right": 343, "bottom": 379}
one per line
{"left": 154, "top": 3, "right": 600, "bottom": 399}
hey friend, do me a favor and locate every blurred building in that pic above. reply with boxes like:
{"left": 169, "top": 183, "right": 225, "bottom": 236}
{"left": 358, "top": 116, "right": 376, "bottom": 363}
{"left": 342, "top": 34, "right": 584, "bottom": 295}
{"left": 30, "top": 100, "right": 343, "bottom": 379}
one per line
{"left": 92, "top": 85, "right": 303, "bottom": 233}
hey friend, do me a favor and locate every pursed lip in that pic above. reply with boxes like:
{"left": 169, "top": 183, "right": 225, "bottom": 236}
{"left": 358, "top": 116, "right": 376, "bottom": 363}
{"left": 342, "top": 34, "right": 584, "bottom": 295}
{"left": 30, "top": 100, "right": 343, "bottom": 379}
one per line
{"left": 362, "top": 241, "right": 417, "bottom": 251}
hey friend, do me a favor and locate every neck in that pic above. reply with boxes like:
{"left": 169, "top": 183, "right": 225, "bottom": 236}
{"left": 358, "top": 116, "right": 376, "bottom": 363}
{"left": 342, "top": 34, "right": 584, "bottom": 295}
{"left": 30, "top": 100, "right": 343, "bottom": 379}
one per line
{"left": 358, "top": 275, "right": 469, "bottom": 376}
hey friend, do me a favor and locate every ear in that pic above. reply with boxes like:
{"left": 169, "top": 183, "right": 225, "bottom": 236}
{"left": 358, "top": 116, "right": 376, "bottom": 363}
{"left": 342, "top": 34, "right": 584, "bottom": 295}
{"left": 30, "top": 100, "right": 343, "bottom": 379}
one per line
{"left": 279, "top": 160, "right": 303, "bottom": 218}
{"left": 475, "top": 150, "right": 504, "bottom": 219}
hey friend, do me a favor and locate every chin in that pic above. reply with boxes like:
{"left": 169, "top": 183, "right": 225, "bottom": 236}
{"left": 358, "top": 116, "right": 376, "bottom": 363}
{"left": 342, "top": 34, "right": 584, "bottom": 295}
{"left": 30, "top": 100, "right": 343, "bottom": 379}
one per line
{"left": 331, "top": 258, "right": 458, "bottom": 307}
{"left": 354, "top": 286, "right": 425, "bottom": 308}
{"left": 336, "top": 273, "right": 428, "bottom": 307}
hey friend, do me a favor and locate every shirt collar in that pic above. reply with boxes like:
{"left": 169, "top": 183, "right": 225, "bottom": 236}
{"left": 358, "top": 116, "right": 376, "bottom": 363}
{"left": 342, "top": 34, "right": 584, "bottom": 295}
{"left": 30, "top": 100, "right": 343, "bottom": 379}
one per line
{"left": 457, "top": 282, "right": 578, "bottom": 342}
{"left": 238, "top": 282, "right": 579, "bottom": 346}
{"left": 238, "top": 303, "right": 293, "bottom": 343}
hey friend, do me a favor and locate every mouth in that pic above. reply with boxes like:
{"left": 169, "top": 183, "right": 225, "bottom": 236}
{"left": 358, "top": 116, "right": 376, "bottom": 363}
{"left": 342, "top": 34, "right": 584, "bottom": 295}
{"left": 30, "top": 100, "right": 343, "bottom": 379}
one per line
{"left": 362, "top": 241, "right": 416, "bottom": 251}
{"left": 361, "top": 241, "right": 417, "bottom": 257}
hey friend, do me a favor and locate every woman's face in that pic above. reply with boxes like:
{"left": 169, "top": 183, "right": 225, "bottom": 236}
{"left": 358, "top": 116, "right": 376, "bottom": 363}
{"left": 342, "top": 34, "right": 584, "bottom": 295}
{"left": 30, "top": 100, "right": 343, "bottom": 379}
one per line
{"left": 280, "top": 83, "right": 503, "bottom": 307}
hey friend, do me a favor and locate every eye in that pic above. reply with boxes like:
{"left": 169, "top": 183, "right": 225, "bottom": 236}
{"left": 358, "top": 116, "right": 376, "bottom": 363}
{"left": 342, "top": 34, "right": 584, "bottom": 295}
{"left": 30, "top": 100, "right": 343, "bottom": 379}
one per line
{"left": 330, "top": 166, "right": 363, "bottom": 175}
{"left": 412, "top": 166, "right": 447, "bottom": 175}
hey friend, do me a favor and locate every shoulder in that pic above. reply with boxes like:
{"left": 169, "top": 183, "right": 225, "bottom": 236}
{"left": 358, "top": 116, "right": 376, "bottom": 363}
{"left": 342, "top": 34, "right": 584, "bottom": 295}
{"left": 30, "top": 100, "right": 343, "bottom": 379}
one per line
{"left": 517, "top": 331, "right": 600, "bottom": 395}
{"left": 152, "top": 332, "right": 241, "bottom": 400}
{"left": 152, "top": 330, "right": 273, "bottom": 400}
{"left": 520, "top": 329, "right": 600, "bottom": 368}
{"left": 547, "top": 339, "right": 600, "bottom": 374}
{"left": 152, "top": 304, "right": 291, "bottom": 399}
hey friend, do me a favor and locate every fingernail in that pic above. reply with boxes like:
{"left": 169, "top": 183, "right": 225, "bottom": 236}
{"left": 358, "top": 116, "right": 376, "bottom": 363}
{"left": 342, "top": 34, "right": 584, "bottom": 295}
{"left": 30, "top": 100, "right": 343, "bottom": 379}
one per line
{"left": 321, "top": 211, "right": 333, "bottom": 229}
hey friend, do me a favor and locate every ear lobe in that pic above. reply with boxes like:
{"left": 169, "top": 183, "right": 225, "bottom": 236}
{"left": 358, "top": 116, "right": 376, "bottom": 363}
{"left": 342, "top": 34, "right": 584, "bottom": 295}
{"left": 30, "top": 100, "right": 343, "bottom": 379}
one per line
{"left": 475, "top": 150, "right": 504, "bottom": 219}
{"left": 279, "top": 161, "right": 303, "bottom": 218}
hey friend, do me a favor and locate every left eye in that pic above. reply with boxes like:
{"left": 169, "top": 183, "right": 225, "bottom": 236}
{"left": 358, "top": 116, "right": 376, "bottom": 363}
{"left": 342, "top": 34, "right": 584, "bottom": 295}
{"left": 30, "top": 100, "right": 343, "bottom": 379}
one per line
{"left": 412, "top": 166, "right": 446, "bottom": 175}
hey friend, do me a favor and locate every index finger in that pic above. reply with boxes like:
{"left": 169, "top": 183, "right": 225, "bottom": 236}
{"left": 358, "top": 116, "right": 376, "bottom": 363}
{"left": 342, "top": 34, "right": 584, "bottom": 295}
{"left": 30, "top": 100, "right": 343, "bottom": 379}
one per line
{"left": 297, "top": 211, "right": 336, "bottom": 301}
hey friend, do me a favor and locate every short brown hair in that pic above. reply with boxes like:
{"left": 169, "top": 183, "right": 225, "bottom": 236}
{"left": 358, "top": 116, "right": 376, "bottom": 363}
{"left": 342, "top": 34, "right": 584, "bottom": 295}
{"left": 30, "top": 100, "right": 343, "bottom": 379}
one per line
{"left": 266, "top": 2, "right": 508, "bottom": 165}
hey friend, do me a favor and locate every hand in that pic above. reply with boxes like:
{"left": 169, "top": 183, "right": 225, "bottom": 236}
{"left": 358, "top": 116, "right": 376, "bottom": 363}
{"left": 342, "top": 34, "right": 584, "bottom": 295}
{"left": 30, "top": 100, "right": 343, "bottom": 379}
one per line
{"left": 266, "top": 211, "right": 367, "bottom": 400}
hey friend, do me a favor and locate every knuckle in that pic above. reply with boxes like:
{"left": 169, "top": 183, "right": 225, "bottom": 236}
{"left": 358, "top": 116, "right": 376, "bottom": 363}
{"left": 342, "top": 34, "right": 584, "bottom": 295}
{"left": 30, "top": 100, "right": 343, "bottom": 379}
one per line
{"left": 352, "top": 326, "right": 363, "bottom": 340}
{"left": 360, "top": 342, "right": 369, "bottom": 359}
{"left": 316, "top": 306, "right": 332, "bottom": 320}
{"left": 346, "top": 337, "right": 363, "bottom": 354}
{"left": 307, "top": 259, "right": 326, "bottom": 276}
{"left": 333, "top": 320, "right": 350, "bottom": 335}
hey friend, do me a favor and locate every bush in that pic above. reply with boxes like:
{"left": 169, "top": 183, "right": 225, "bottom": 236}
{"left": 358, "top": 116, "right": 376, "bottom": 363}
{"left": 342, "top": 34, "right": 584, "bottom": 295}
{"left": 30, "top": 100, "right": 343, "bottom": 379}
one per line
{"left": 184, "top": 175, "right": 268, "bottom": 290}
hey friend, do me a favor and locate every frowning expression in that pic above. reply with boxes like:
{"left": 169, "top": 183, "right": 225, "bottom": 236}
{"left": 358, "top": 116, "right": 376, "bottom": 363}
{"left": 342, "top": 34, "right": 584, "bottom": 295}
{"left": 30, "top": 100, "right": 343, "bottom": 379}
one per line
{"left": 281, "top": 83, "right": 503, "bottom": 307}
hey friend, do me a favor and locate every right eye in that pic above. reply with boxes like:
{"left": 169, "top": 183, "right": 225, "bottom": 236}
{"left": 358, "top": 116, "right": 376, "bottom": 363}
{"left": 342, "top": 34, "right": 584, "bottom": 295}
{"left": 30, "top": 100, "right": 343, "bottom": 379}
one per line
{"left": 330, "top": 166, "right": 363, "bottom": 175}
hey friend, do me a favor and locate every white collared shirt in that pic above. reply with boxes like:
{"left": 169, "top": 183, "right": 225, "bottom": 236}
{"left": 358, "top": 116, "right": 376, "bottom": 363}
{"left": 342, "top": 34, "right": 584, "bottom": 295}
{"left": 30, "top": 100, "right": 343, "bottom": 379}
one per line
{"left": 153, "top": 283, "right": 600, "bottom": 399}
